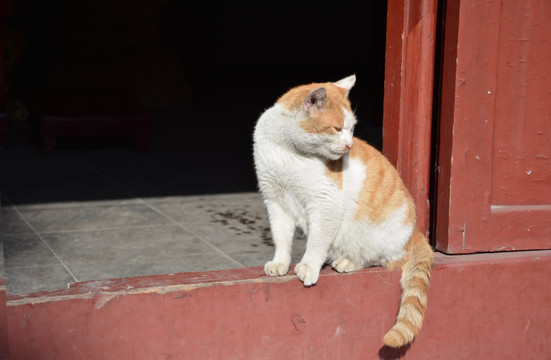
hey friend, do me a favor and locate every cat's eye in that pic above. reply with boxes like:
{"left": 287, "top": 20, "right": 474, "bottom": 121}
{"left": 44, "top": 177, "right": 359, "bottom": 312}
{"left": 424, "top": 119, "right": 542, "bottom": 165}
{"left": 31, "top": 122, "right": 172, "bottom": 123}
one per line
{"left": 333, "top": 126, "right": 342, "bottom": 132}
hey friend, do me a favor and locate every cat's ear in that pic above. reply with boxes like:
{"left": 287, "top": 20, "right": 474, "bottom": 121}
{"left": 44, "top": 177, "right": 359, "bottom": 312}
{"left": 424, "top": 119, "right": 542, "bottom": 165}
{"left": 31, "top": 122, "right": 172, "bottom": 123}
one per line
{"left": 302, "top": 87, "right": 327, "bottom": 113}
{"left": 335, "top": 74, "right": 356, "bottom": 96}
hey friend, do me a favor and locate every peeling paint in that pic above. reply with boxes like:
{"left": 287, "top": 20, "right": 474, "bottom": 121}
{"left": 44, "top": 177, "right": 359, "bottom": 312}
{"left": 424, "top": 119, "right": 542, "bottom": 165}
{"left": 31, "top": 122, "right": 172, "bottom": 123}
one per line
{"left": 94, "top": 293, "right": 117, "bottom": 310}
{"left": 7, "top": 275, "right": 298, "bottom": 307}
{"left": 524, "top": 316, "right": 533, "bottom": 334}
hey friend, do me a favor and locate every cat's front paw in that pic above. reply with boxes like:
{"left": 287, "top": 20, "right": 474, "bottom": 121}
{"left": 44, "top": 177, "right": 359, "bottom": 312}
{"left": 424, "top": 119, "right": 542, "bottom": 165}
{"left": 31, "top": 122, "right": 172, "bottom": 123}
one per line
{"left": 264, "top": 261, "right": 290, "bottom": 276}
{"left": 294, "top": 262, "right": 320, "bottom": 286}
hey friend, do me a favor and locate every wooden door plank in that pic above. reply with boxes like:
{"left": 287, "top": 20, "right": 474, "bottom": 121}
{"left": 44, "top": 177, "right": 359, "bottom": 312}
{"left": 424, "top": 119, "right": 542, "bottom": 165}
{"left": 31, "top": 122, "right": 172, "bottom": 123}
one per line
{"left": 436, "top": 0, "right": 502, "bottom": 253}
{"left": 383, "top": 0, "right": 438, "bottom": 237}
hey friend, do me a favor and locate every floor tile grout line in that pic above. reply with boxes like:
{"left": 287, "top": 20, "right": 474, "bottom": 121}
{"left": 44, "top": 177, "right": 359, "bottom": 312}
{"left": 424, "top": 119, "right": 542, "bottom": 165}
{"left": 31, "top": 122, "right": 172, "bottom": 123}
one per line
{"left": 84, "top": 162, "right": 247, "bottom": 269}
{"left": 142, "top": 202, "right": 247, "bottom": 268}
{"left": 1, "top": 199, "right": 145, "bottom": 212}
{"left": 35, "top": 223, "right": 175, "bottom": 235}
{"left": 9, "top": 204, "right": 80, "bottom": 284}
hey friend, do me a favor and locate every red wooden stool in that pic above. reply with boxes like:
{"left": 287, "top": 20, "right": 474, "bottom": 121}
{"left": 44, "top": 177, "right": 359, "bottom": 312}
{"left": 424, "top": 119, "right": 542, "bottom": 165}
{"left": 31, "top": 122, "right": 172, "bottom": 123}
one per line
{"left": 26, "top": 87, "right": 152, "bottom": 155}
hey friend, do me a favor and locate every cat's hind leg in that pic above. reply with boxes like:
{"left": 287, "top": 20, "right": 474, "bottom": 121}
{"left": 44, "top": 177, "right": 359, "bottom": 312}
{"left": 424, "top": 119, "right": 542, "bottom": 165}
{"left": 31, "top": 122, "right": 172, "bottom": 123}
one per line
{"left": 331, "top": 258, "right": 362, "bottom": 273}
{"left": 263, "top": 200, "right": 295, "bottom": 276}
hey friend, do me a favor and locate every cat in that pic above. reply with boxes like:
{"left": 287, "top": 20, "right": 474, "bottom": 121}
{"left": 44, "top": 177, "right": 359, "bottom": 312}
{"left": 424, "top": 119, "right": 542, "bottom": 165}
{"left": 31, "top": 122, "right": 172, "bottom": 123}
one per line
{"left": 253, "top": 75, "right": 433, "bottom": 348}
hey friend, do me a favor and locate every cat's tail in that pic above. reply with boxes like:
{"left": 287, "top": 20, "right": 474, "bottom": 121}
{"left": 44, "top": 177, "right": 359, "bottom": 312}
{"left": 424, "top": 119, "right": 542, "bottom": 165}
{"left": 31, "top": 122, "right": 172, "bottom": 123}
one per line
{"left": 383, "top": 229, "right": 433, "bottom": 348}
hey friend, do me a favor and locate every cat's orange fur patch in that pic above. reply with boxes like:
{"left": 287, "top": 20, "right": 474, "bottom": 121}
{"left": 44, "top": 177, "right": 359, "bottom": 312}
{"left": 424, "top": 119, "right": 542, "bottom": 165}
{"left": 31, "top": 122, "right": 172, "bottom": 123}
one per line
{"left": 350, "top": 138, "right": 416, "bottom": 224}
{"left": 277, "top": 82, "right": 352, "bottom": 135}
{"left": 325, "top": 158, "right": 344, "bottom": 189}
{"left": 382, "top": 228, "right": 429, "bottom": 270}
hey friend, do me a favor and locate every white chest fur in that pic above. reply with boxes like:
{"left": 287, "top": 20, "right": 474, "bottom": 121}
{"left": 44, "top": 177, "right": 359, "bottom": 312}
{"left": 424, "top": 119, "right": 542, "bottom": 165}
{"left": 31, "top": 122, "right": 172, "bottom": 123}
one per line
{"left": 254, "top": 105, "right": 340, "bottom": 225}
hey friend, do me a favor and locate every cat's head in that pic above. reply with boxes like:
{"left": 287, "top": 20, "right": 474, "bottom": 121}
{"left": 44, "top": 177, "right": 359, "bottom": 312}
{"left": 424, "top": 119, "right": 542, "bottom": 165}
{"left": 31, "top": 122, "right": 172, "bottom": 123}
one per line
{"left": 277, "top": 75, "right": 357, "bottom": 160}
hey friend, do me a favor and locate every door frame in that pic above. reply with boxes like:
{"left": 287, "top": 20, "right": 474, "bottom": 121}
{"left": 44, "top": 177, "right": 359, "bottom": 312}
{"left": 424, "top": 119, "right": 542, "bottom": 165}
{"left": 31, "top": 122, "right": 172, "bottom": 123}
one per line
{"left": 383, "top": 0, "right": 439, "bottom": 238}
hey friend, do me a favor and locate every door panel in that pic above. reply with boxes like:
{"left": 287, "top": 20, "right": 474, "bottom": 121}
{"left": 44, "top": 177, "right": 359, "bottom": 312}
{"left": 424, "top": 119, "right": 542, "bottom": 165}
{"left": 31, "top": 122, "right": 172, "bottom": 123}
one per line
{"left": 436, "top": 0, "right": 551, "bottom": 253}
{"left": 492, "top": 0, "right": 551, "bottom": 205}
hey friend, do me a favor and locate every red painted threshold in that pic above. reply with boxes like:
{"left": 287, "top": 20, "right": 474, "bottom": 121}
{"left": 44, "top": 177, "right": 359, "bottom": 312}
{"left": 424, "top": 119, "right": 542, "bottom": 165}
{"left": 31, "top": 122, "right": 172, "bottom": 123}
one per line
{"left": 6, "top": 250, "right": 551, "bottom": 360}
{"left": 0, "top": 279, "right": 8, "bottom": 360}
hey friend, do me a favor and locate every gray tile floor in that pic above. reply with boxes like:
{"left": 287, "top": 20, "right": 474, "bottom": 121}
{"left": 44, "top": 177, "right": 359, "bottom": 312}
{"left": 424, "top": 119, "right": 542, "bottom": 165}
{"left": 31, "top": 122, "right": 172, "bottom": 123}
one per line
{"left": 2, "top": 191, "right": 308, "bottom": 295}
{"left": 0, "top": 121, "right": 308, "bottom": 295}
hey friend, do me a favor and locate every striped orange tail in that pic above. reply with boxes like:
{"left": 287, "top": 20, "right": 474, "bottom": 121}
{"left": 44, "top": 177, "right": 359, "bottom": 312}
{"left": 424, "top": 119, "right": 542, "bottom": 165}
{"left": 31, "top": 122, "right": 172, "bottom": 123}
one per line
{"left": 383, "top": 230, "right": 433, "bottom": 348}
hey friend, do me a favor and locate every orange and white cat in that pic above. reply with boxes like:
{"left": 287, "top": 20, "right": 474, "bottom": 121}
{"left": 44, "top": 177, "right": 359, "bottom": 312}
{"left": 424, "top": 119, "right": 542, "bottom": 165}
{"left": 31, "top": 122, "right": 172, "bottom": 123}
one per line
{"left": 253, "top": 75, "right": 433, "bottom": 348}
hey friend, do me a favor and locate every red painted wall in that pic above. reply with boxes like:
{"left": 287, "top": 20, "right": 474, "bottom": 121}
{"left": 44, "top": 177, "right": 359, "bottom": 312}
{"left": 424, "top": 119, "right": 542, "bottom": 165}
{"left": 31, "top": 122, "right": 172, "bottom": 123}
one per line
{"left": 6, "top": 251, "right": 551, "bottom": 359}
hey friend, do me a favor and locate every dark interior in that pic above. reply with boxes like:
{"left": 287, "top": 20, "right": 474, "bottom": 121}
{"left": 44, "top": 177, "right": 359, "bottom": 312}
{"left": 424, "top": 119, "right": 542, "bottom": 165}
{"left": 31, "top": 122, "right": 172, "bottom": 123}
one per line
{"left": 2, "top": 0, "right": 388, "bottom": 201}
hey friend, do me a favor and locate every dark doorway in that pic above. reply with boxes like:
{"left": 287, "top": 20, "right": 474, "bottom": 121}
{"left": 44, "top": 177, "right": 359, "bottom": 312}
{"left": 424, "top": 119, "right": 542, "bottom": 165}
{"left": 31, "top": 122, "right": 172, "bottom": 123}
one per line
{"left": 2, "top": 0, "right": 387, "bottom": 200}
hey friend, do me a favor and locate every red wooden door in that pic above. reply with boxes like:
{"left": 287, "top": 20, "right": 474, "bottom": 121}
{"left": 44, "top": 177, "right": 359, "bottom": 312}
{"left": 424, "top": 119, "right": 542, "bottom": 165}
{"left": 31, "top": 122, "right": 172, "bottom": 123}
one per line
{"left": 435, "top": 0, "right": 551, "bottom": 253}
{"left": 383, "top": 0, "right": 438, "bottom": 237}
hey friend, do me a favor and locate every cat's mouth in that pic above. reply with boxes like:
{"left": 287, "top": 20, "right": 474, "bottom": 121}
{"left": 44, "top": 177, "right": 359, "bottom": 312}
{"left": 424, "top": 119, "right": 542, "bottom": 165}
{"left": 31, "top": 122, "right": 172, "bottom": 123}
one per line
{"left": 328, "top": 149, "right": 348, "bottom": 159}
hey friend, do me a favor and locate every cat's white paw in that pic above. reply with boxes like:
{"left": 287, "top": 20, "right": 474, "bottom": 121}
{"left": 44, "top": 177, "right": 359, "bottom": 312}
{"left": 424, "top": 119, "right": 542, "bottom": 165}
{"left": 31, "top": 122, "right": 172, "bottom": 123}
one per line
{"left": 264, "top": 261, "right": 289, "bottom": 276}
{"left": 331, "top": 258, "right": 362, "bottom": 273}
{"left": 294, "top": 262, "right": 320, "bottom": 286}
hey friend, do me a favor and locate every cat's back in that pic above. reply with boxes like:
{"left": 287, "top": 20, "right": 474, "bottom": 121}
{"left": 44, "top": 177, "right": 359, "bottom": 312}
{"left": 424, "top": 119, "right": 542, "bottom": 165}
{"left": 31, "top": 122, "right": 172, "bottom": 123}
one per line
{"left": 348, "top": 137, "right": 416, "bottom": 226}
